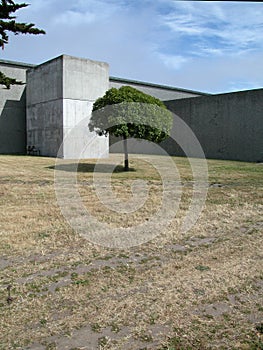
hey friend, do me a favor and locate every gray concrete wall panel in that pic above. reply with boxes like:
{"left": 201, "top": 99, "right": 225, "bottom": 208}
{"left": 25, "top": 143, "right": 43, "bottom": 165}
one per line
{"left": 62, "top": 56, "right": 109, "bottom": 159}
{"left": 63, "top": 55, "right": 109, "bottom": 101}
{"left": 165, "top": 89, "right": 263, "bottom": 162}
{"left": 63, "top": 99, "right": 108, "bottom": 159}
{"left": 27, "top": 99, "right": 63, "bottom": 157}
{"left": 110, "top": 89, "right": 263, "bottom": 162}
{"left": 26, "top": 57, "right": 64, "bottom": 157}
{"left": 0, "top": 63, "right": 27, "bottom": 154}
{"left": 26, "top": 57, "right": 63, "bottom": 106}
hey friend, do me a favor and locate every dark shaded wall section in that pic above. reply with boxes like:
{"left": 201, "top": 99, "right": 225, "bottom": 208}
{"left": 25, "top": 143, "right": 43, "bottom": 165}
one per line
{"left": 164, "top": 89, "right": 263, "bottom": 162}
{"left": 0, "top": 90, "right": 26, "bottom": 154}
{"left": 0, "top": 60, "right": 33, "bottom": 154}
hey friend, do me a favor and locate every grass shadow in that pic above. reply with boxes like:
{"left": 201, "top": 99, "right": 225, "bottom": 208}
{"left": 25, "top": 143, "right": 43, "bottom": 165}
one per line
{"left": 48, "top": 163, "right": 136, "bottom": 173}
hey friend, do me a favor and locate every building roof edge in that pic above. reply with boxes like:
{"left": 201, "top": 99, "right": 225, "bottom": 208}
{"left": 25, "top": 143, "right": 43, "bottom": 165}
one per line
{"left": 0, "top": 58, "right": 36, "bottom": 69}
{"left": 110, "top": 76, "right": 211, "bottom": 96}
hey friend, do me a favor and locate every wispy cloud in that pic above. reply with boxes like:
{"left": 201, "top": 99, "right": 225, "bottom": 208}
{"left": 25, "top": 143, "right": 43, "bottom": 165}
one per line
{"left": 52, "top": 0, "right": 124, "bottom": 26}
{"left": 157, "top": 53, "right": 188, "bottom": 70}
{"left": 158, "top": 1, "right": 263, "bottom": 57}
{"left": 1, "top": 0, "right": 263, "bottom": 93}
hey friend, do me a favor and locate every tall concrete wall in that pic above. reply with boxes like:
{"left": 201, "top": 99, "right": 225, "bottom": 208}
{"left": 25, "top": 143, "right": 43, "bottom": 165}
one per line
{"left": 110, "top": 89, "right": 263, "bottom": 162}
{"left": 164, "top": 89, "right": 263, "bottom": 162}
{"left": 27, "top": 55, "right": 109, "bottom": 158}
{"left": 26, "top": 56, "right": 64, "bottom": 157}
{"left": 0, "top": 60, "right": 33, "bottom": 154}
{"left": 62, "top": 55, "right": 109, "bottom": 159}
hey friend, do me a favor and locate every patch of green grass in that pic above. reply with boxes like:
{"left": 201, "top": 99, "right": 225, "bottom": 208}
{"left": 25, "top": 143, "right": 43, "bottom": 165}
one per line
{"left": 72, "top": 279, "right": 89, "bottom": 286}
{"left": 91, "top": 323, "right": 101, "bottom": 332}
{"left": 118, "top": 253, "right": 130, "bottom": 259}
{"left": 256, "top": 323, "right": 263, "bottom": 334}
{"left": 70, "top": 272, "right": 78, "bottom": 280}
{"left": 40, "top": 318, "right": 47, "bottom": 326}
{"left": 195, "top": 265, "right": 210, "bottom": 272}
{"left": 38, "top": 232, "right": 50, "bottom": 239}
{"left": 110, "top": 322, "right": 120, "bottom": 333}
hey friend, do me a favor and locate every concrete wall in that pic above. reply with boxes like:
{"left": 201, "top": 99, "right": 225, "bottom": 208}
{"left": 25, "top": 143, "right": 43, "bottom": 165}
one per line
{"left": 27, "top": 56, "right": 64, "bottom": 157}
{"left": 62, "top": 55, "right": 109, "bottom": 159}
{"left": 164, "top": 89, "right": 263, "bottom": 162}
{"left": 0, "top": 56, "right": 209, "bottom": 158}
{"left": 110, "top": 77, "right": 207, "bottom": 101}
{"left": 110, "top": 89, "right": 263, "bottom": 163}
{"left": 27, "top": 55, "right": 109, "bottom": 158}
{"left": 1, "top": 56, "right": 262, "bottom": 162}
{"left": 0, "top": 60, "right": 32, "bottom": 154}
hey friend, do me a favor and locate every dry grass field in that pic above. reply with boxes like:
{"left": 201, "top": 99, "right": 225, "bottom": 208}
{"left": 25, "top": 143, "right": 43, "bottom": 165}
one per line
{"left": 0, "top": 154, "right": 262, "bottom": 350}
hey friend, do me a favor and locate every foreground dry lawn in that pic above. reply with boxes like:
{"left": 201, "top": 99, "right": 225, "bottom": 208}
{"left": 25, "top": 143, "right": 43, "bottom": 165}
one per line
{"left": 0, "top": 154, "right": 262, "bottom": 350}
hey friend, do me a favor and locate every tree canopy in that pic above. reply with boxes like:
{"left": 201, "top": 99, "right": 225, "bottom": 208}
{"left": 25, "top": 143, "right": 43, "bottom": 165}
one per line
{"left": 0, "top": 0, "right": 45, "bottom": 88}
{"left": 89, "top": 86, "right": 173, "bottom": 170}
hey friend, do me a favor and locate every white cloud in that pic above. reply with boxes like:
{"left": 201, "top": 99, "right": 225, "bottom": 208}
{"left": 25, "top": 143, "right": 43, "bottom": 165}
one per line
{"left": 1, "top": 0, "right": 263, "bottom": 93}
{"left": 54, "top": 11, "right": 96, "bottom": 26}
{"left": 163, "top": 13, "right": 205, "bottom": 35}
{"left": 158, "top": 1, "right": 263, "bottom": 57}
{"left": 158, "top": 53, "right": 188, "bottom": 70}
{"left": 52, "top": 0, "right": 124, "bottom": 26}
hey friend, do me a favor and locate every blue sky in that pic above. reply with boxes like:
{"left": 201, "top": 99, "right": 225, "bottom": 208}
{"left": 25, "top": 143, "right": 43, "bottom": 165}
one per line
{"left": 2, "top": 0, "right": 263, "bottom": 93}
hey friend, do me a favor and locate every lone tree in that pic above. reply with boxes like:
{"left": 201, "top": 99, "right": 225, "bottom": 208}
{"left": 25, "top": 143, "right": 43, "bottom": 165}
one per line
{"left": 0, "top": 0, "right": 45, "bottom": 88}
{"left": 89, "top": 86, "right": 173, "bottom": 171}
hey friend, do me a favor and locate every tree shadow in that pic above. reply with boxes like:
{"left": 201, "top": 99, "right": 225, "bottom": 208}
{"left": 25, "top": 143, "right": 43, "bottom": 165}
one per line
{"left": 48, "top": 162, "right": 136, "bottom": 173}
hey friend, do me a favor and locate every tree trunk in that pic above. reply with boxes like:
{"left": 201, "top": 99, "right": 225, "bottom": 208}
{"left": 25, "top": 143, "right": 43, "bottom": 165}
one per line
{"left": 123, "top": 135, "right": 129, "bottom": 171}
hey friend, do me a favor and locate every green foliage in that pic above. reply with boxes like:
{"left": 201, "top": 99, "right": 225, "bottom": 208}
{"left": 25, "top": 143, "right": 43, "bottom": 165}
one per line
{"left": 89, "top": 86, "right": 173, "bottom": 170}
{"left": 0, "top": 70, "right": 23, "bottom": 88}
{"left": 0, "top": 0, "right": 45, "bottom": 88}
{"left": 0, "top": 0, "right": 45, "bottom": 48}
{"left": 89, "top": 86, "right": 173, "bottom": 143}
{"left": 195, "top": 265, "right": 211, "bottom": 271}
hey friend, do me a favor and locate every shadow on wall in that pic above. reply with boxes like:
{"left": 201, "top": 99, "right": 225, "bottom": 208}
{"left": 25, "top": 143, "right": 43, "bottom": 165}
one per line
{"left": 0, "top": 90, "right": 26, "bottom": 154}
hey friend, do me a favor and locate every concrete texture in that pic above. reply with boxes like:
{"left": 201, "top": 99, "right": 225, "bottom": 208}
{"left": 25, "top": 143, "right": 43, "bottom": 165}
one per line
{"left": 26, "top": 56, "right": 64, "bottom": 157}
{"left": 0, "top": 60, "right": 32, "bottom": 154}
{"left": 62, "top": 55, "right": 109, "bottom": 159}
{"left": 26, "top": 55, "right": 109, "bottom": 158}
{"left": 110, "top": 89, "right": 263, "bottom": 163}
{"left": 164, "top": 89, "right": 263, "bottom": 162}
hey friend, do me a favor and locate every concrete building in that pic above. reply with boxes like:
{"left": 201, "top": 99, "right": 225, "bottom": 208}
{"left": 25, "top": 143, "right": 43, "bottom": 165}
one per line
{"left": 26, "top": 55, "right": 109, "bottom": 159}
{"left": 0, "top": 54, "right": 262, "bottom": 162}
